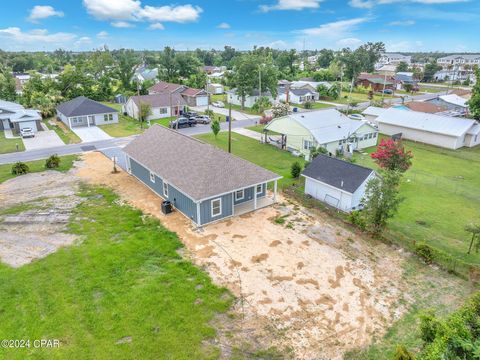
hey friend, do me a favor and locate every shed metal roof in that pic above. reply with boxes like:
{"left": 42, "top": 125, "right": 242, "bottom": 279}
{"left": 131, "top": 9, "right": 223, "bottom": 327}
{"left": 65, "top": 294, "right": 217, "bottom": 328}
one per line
{"left": 123, "top": 125, "right": 281, "bottom": 201}
{"left": 376, "top": 107, "right": 476, "bottom": 137}
{"left": 302, "top": 155, "right": 374, "bottom": 194}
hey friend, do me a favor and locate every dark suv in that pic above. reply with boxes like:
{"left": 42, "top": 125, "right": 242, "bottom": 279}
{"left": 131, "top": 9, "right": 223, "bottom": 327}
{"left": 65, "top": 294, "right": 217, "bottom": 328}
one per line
{"left": 169, "top": 117, "right": 195, "bottom": 128}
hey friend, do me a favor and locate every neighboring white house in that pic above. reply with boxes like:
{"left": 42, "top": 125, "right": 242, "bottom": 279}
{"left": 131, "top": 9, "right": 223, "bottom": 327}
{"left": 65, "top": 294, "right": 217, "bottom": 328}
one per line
{"left": 278, "top": 87, "right": 319, "bottom": 104}
{"left": 264, "top": 109, "right": 379, "bottom": 159}
{"left": 427, "top": 94, "right": 469, "bottom": 116}
{"left": 125, "top": 93, "right": 187, "bottom": 121}
{"left": 302, "top": 154, "right": 376, "bottom": 212}
{"left": 226, "top": 89, "right": 275, "bottom": 108}
{"left": 376, "top": 107, "right": 480, "bottom": 149}
{"left": 0, "top": 99, "right": 42, "bottom": 134}
{"left": 56, "top": 96, "right": 118, "bottom": 129}
{"left": 207, "top": 83, "right": 224, "bottom": 95}
{"left": 377, "top": 53, "right": 412, "bottom": 68}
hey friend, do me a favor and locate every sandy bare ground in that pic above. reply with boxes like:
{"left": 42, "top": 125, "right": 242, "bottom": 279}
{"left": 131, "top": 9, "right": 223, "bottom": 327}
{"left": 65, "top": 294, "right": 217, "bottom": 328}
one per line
{"left": 0, "top": 170, "right": 83, "bottom": 267}
{"left": 76, "top": 152, "right": 408, "bottom": 359}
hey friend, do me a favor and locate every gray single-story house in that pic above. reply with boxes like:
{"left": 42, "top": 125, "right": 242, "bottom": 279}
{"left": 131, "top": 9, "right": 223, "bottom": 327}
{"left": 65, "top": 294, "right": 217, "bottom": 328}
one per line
{"left": 0, "top": 100, "right": 43, "bottom": 134}
{"left": 302, "top": 155, "right": 376, "bottom": 212}
{"left": 123, "top": 125, "right": 282, "bottom": 226}
{"left": 56, "top": 96, "right": 118, "bottom": 129}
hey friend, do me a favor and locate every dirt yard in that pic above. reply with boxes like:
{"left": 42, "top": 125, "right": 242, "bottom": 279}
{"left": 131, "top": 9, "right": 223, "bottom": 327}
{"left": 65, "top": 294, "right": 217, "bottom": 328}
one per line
{"left": 76, "top": 152, "right": 409, "bottom": 359}
{"left": 0, "top": 169, "right": 83, "bottom": 268}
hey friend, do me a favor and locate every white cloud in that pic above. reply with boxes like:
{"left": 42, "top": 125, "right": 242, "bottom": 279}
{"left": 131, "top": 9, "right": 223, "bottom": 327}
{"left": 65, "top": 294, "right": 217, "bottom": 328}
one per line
{"left": 149, "top": 22, "right": 165, "bottom": 30}
{"left": 28, "top": 5, "right": 64, "bottom": 22}
{"left": 389, "top": 20, "right": 415, "bottom": 26}
{"left": 97, "top": 31, "right": 109, "bottom": 38}
{"left": 336, "top": 37, "right": 363, "bottom": 48}
{"left": 349, "top": 0, "right": 468, "bottom": 8}
{"left": 267, "top": 40, "right": 288, "bottom": 49}
{"left": 386, "top": 40, "right": 424, "bottom": 51}
{"left": 83, "top": 0, "right": 202, "bottom": 23}
{"left": 298, "top": 18, "right": 369, "bottom": 38}
{"left": 217, "top": 22, "right": 230, "bottom": 29}
{"left": 0, "top": 27, "right": 76, "bottom": 43}
{"left": 260, "top": 0, "right": 323, "bottom": 12}
{"left": 111, "top": 21, "right": 134, "bottom": 28}
{"left": 75, "top": 36, "right": 92, "bottom": 46}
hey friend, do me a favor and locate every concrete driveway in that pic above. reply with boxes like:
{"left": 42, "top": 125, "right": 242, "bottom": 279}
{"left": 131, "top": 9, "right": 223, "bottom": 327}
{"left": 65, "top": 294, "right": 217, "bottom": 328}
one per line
{"left": 23, "top": 130, "right": 65, "bottom": 151}
{"left": 72, "top": 126, "right": 112, "bottom": 143}
{"left": 191, "top": 105, "right": 261, "bottom": 121}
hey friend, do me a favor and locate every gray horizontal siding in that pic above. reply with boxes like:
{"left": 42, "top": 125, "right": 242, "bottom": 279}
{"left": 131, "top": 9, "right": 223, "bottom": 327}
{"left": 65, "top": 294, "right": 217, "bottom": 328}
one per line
{"left": 234, "top": 186, "right": 254, "bottom": 205}
{"left": 129, "top": 157, "right": 197, "bottom": 223}
{"left": 199, "top": 193, "right": 233, "bottom": 226}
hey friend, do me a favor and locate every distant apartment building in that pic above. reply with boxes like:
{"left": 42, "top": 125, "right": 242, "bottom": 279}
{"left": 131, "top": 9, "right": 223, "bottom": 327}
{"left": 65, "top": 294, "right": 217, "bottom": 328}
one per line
{"left": 377, "top": 53, "right": 412, "bottom": 67}
{"left": 437, "top": 54, "right": 480, "bottom": 70}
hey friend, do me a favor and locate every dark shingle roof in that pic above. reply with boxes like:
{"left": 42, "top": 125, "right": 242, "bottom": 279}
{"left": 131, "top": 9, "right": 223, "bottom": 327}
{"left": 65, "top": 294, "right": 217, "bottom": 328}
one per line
{"left": 123, "top": 125, "right": 281, "bottom": 201}
{"left": 302, "top": 155, "right": 374, "bottom": 193}
{"left": 56, "top": 96, "right": 117, "bottom": 117}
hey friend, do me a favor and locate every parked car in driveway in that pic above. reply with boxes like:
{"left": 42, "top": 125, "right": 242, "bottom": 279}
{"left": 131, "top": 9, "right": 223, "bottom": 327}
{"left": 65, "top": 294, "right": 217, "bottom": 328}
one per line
{"left": 169, "top": 117, "right": 195, "bottom": 129}
{"left": 381, "top": 89, "right": 394, "bottom": 95}
{"left": 348, "top": 114, "right": 365, "bottom": 121}
{"left": 184, "top": 111, "right": 198, "bottom": 119}
{"left": 194, "top": 115, "right": 211, "bottom": 124}
{"left": 212, "top": 101, "right": 225, "bottom": 108}
{"left": 20, "top": 127, "right": 35, "bottom": 138}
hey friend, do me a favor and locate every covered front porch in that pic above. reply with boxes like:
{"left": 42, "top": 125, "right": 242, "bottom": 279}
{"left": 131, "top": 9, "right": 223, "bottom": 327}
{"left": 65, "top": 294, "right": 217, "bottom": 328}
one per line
{"left": 233, "top": 179, "right": 278, "bottom": 217}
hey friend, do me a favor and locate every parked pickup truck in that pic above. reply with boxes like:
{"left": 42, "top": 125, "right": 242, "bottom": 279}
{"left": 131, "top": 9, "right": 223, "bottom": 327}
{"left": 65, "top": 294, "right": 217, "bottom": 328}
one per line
{"left": 169, "top": 117, "right": 196, "bottom": 129}
{"left": 20, "top": 127, "right": 35, "bottom": 138}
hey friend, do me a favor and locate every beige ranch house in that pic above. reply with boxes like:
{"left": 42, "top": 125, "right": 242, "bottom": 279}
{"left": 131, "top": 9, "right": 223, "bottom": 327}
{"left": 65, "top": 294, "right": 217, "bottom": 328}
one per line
{"left": 265, "top": 109, "right": 379, "bottom": 159}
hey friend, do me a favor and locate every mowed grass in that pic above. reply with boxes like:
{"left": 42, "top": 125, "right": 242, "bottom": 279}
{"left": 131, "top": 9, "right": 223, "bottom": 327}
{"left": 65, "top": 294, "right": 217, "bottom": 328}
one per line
{"left": 0, "top": 186, "right": 231, "bottom": 359}
{"left": 195, "top": 132, "right": 305, "bottom": 188}
{"left": 0, "top": 155, "right": 77, "bottom": 183}
{"left": 0, "top": 131, "right": 25, "bottom": 154}
{"left": 354, "top": 137, "right": 480, "bottom": 265}
{"left": 43, "top": 119, "right": 81, "bottom": 144}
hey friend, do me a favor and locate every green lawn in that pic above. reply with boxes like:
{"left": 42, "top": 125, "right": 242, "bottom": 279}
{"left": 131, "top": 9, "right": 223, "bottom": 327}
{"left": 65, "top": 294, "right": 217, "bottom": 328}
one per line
{"left": 195, "top": 132, "right": 305, "bottom": 188}
{"left": 0, "top": 131, "right": 25, "bottom": 154}
{"left": 296, "top": 102, "right": 334, "bottom": 110}
{"left": 333, "top": 91, "right": 396, "bottom": 105}
{"left": 354, "top": 137, "right": 480, "bottom": 265}
{"left": 43, "top": 119, "right": 81, "bottom": 144}
{"left": 246, "top": 125, "right": 281, "bottom": 136}
{"left": 0, "top": 155, "right": 78, "bottom": 184}
{"left": 0, "top": 186, "right": 232, "bottom": 359}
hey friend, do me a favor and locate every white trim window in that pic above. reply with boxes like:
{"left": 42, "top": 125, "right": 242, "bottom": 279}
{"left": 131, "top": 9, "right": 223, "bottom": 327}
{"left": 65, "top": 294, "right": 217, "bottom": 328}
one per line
{"left": 303, "top": 139, "right": 315, "bottom": 150}
{"left": 149, "top": 171, "right": 155, "bottom": 183}
{"left": 163, "top": 182, "right": 169, "bottom": 197}
{"left": 211, "top": 198, "right": 222, "bottom": 217}
{"left": 235, "top": 189, "right": 244, "bottom": 201}
{"left": 256, "top": 184, "right": 263, "bottom": 195}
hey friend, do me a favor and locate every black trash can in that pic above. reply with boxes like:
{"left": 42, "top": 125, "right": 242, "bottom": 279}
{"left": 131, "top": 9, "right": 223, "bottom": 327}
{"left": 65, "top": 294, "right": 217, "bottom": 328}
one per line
{"left": 161, "top": 200, "right": 173, "bottom": 215}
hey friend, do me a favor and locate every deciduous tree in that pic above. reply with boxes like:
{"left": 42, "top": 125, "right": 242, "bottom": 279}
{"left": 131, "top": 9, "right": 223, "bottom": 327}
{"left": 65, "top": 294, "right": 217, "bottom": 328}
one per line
{"left": 371, "top": 138, "right": 413, "bottom": 172}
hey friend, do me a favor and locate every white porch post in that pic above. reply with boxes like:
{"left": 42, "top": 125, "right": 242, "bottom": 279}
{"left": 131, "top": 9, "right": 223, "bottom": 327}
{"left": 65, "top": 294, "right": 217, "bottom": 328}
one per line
{"left": 68, "top": 117, "right": 72, "bottom": 129}
{"left": 254, "top": 187, "right": 257, "bottom": 210}
{"left": 273, "top": 180, "right": 278, "bottom": 202}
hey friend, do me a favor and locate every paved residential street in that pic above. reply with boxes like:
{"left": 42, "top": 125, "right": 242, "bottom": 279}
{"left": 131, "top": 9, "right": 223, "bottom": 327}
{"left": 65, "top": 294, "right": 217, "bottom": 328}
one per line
{"left": 191, "top": 105, "right": 261, "bottom": 121}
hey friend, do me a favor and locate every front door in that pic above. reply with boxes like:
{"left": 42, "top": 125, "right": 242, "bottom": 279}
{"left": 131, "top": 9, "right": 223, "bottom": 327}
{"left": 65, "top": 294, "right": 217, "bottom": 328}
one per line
{"left": 88, "top": 115, "right": 95, "bottom": 125}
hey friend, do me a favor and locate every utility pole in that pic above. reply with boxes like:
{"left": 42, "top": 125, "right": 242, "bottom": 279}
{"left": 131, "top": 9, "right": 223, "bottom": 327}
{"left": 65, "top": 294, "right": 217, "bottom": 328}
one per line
{"left": 381, "top": 72, "right": 387, "bottom": 103}
{"left": 258, "top": 65, "right": 262, "bottom": 97}
{"left": 347, "top": 77, "right": 354, "bottom": 114}
{"left": 228, "top": 103, "right": 232, "bottom": 153}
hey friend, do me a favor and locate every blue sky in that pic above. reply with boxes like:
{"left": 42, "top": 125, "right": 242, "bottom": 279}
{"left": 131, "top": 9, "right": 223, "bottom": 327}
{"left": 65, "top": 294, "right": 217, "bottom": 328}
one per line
{"left": 0, "top": 0, "right": 478, "bottom": 52}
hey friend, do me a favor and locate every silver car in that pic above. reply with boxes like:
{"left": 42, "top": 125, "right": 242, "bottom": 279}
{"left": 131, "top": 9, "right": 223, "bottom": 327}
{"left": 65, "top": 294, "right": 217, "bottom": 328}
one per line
{"left": 20, "top": 127, "right": 35, "bottom": 138}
